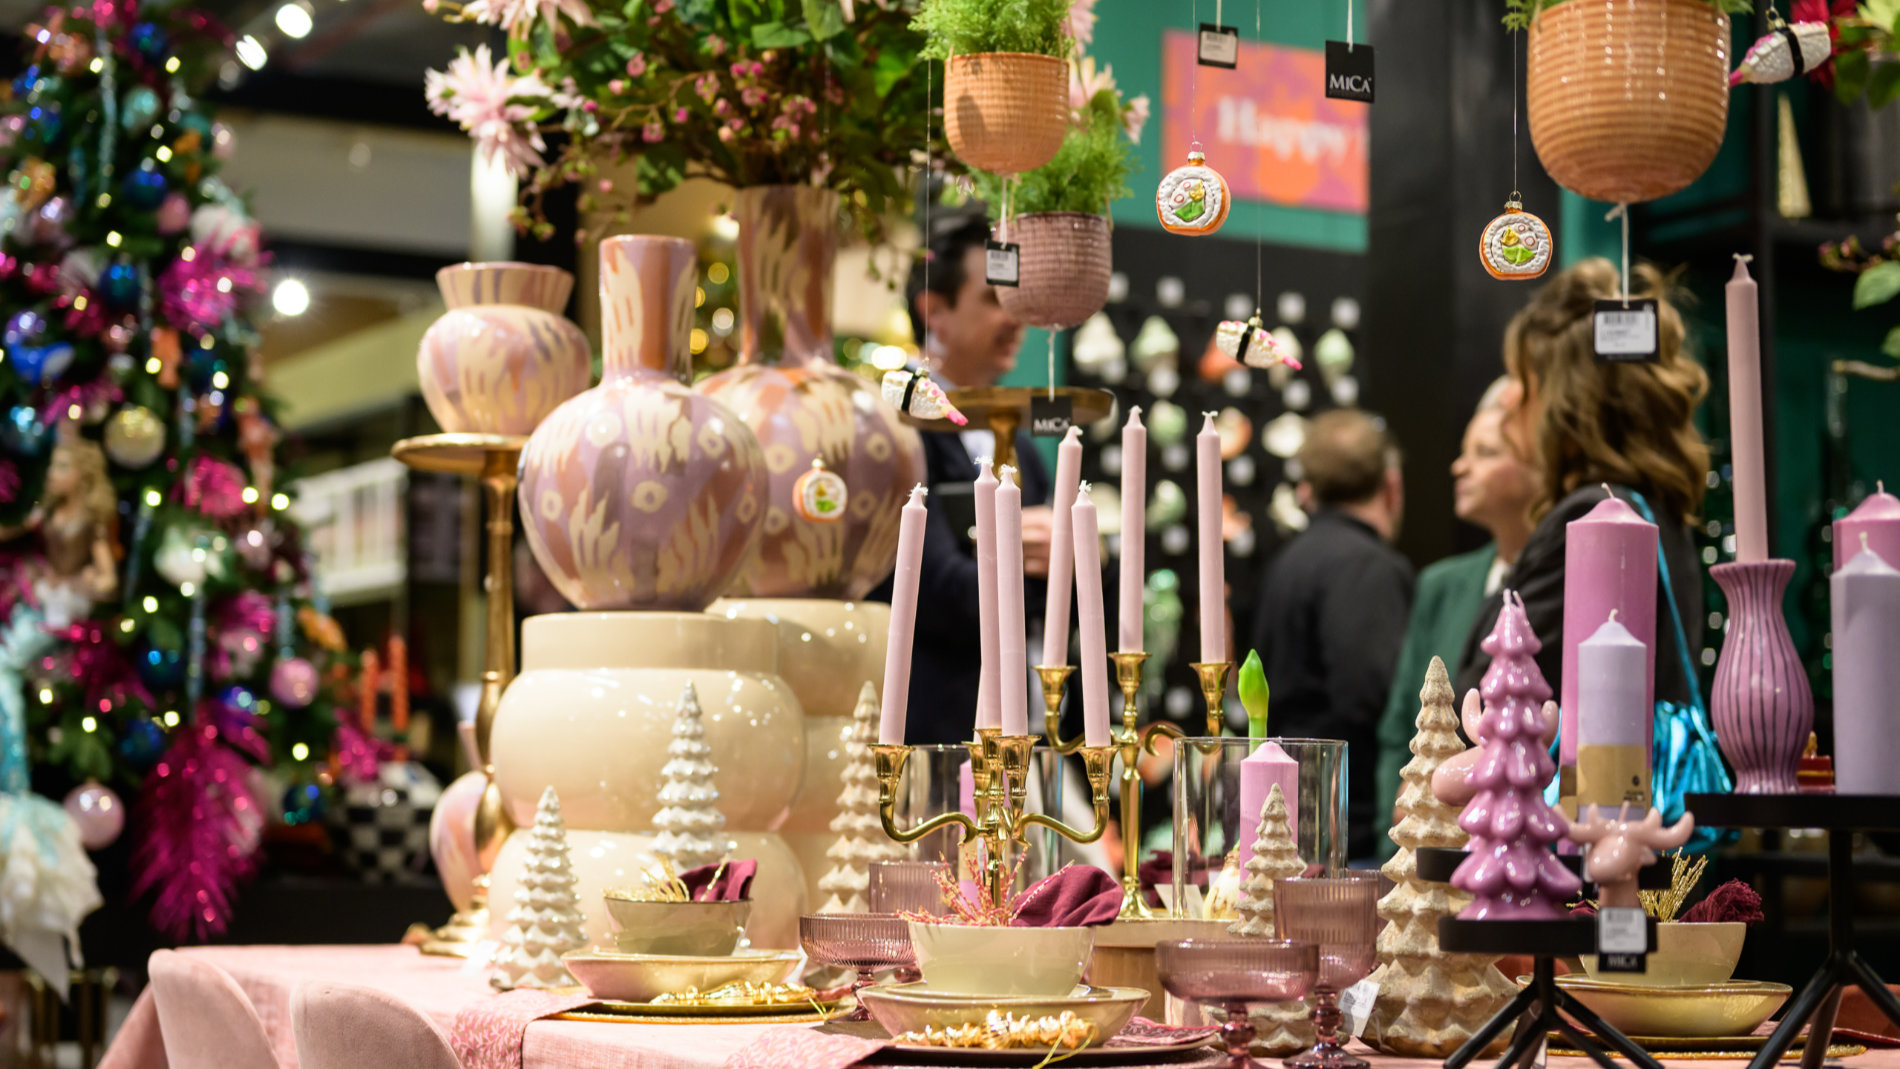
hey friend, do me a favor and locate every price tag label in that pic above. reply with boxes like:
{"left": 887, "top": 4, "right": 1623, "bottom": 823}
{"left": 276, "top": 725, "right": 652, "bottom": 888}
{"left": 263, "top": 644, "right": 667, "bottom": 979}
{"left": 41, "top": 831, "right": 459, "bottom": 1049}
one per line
{"left": 1029, "top": 395, "right": 1074, "bottom": 437}
{"left": 1197, "top": 24, "right": 1239, "bottom": 68}
{"left": 1325, "top": 41, "right": 1376, "bottom": 102}
{"left": 1596, "top": 906, "right": 1648, "bottom": 973}
{"left": 1593, "top": 299, "right": 1659, "bottom": 362}
{"left": 985, "top": 241, "right": 1020, "bottom": 287}
{"left": 1338, "top": 979, "right": 1379, "bottom": 1038}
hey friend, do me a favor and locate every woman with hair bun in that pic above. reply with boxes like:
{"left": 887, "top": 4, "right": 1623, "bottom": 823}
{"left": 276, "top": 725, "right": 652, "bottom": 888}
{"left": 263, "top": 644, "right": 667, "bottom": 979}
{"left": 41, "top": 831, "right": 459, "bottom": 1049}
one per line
{"left": 1453, "top": 257, "right": 1711, "bottom": 709}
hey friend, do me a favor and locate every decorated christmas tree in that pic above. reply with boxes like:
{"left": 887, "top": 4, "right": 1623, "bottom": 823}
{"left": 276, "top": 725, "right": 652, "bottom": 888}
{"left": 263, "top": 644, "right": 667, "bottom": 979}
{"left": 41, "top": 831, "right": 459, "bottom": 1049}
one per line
{"left": 1451, "top": 592, "right": 1580, "bottom": 918}
{"left": 0, "top": 4, "right": 345, "bottom": 942}
{"left": 653, "top": 682, "right": 726, "bottom": 869}
{"left": 1365, "top": 657, "right": 1515, "bottom": 1058}
{"left": 818, "top": 681, "right": 904, "bottom": 913}
{"left": 1230, "top": 783, "right": 1303, "bottom": 938}
{"left": 492, "top": 787, "right": 585, "bottom": 990}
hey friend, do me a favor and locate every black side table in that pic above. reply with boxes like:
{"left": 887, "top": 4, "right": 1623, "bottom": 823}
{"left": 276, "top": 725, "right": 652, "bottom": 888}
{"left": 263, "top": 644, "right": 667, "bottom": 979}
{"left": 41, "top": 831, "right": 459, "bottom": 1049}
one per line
{"left": 1684, "top": 791, "right": 1900, "bottom": 1069}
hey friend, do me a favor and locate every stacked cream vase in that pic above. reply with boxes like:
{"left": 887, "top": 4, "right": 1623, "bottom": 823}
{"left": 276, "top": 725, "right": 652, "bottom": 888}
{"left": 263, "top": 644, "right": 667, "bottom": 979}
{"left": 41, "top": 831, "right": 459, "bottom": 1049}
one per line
{"left": 489, "top": 235, "right": 809, "bottom": 950}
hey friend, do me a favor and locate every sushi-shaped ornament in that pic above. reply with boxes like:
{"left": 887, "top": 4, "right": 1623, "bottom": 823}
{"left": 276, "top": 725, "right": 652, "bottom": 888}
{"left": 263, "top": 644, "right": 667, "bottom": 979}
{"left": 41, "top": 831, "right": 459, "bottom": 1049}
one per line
{"left": 882, "top": 368, "right": 968, "bottom": 426}
{"left": 1478, "top": 197, "right": 1553, "bottom": 281}
{"left": 1156, "top": 144, "right": 1231, "bottom": 236}
{"left": 1731, "top": 19, "right": 1832, "bottom": 86}
{"left": 792, "top": 458, "right": 848, "bottom": 523}
{"left": 1214, "top": 312, "right": 1303, "bottom": 370}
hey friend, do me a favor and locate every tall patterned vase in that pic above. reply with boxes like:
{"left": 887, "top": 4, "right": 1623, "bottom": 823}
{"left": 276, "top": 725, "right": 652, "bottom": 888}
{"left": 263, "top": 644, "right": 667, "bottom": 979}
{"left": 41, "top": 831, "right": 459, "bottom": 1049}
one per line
{"left": 698, "top": 186, "right": 926, "bottom": 600}
{"left": 416, "top": 263, "right": 591, "bottom": 434}
{"left": 518, "top": 236, "right": 766, "bottom": 611}
{"left": 1709, "top": 560, "right": 1813, "bottom": 793}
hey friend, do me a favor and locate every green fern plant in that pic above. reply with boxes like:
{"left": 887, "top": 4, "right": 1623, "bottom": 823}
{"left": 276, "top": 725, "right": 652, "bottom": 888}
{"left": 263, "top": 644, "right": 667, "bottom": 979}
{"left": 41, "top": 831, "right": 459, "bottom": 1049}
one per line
{"left": 913, "top": 0, "right": 1071, "bottom": 59}
{"left": 1503, "top": 0, "right": 1752, "bottom": 31}
{"left": 972, "top": 89, "right": 1136, "bottom": 218}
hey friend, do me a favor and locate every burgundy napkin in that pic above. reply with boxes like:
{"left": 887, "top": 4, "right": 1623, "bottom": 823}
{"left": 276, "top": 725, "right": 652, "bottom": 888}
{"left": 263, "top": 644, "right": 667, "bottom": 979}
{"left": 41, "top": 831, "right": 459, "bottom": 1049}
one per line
{"left": 680, "top": 859, "right": 757, "bottom": 901}
{"left": 1138, "top": 849, "right": 1217, "bottom": 908}
{"left": 1009, "top": 864, "right": 1123, "bottom": 927}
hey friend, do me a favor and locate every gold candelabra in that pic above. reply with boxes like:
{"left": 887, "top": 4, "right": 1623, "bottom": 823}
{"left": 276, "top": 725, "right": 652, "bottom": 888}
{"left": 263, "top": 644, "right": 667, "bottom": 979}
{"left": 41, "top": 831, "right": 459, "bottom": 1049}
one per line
{"left": 1108, "top": 651, "right": 1185, "bottom": 919}
{"left": 875, "top": 731, "right": 1114, "bottom": 907}
{"left": 1188, "top": 661, "right": 1234, "bottom": 737}
{"left": 1036, "top": 665, "right": 1081, "bottom": 754}
{"left": 392, "top": 433, "right": 525, "bottom": 957}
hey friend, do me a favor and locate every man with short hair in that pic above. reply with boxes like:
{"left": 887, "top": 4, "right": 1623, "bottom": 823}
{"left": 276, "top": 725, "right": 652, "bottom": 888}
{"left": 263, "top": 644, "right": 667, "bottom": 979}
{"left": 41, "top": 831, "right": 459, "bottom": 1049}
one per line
{"left": 1247, "top": 408, "right": 1414, "bottom": 861}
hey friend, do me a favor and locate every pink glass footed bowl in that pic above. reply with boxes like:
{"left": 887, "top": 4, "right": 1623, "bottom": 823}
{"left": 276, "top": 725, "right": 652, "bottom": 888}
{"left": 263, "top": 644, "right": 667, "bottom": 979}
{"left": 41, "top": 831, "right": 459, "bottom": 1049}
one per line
{"left": 1155, "top": 939, "right": 1319, "bottom": 1069}
{"left": 1273, "top": 878, "right": 1379, "bottom": 1069}
{"left": 799, "top": 912, "right": 916, "bottom": 1021}
{"left": 417, "top": 262, "right": 591, "bottom": 435}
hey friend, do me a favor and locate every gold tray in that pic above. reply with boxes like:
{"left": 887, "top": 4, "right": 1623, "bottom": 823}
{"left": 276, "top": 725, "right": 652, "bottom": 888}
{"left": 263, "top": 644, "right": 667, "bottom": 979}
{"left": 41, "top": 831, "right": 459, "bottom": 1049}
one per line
{"left": 556, "top": 997, "right": 844, "bottom": 1024}
{"left": 1547, "top": 1035, "right": 1867, "bottom": 1062}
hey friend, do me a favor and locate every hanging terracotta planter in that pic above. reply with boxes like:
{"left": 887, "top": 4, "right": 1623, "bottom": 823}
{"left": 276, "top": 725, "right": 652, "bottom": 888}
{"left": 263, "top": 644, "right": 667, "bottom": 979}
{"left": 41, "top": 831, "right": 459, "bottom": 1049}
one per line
{"left": 1527, "top": 0, "right": 1731, "bottom": 204}
{"left": 944, "top": 53, "right": 1069, "bottom": 175}
{"left": 996, "top": 212, "right": 1111, "bottom": 330}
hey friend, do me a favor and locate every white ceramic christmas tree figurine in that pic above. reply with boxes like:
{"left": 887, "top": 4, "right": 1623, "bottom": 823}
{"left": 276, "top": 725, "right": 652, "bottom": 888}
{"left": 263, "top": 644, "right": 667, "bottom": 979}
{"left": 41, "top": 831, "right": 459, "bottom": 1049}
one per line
{"left": 1230, "top": 783, "right": 1304, "bottom": 937}
{"left": 653, "top": 682, "right": 727, "bottom": 870}
{"left": 1364, "top": 657, "right": 1515, "bottom": 1057}
{"left": 491, "top": 786, "right": 585, "bottom": 990}
{"left": 818, "top": 682, "right": 906, "bottom": 912}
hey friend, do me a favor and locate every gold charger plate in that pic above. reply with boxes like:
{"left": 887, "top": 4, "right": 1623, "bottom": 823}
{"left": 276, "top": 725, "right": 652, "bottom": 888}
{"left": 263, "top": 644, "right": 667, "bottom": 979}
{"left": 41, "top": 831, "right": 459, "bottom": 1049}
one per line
{"left": 883, "top": 1033, "right": 1214, "bottom": 1066}
{"left": 859, "top": 983, "right": 1148, "bottom": 1050}
{"left": 556, "top": 997, "right": 844, "bottom": 1024}
{"left": 1546, "top": 1035, "right": 1866, "bottom": 1062}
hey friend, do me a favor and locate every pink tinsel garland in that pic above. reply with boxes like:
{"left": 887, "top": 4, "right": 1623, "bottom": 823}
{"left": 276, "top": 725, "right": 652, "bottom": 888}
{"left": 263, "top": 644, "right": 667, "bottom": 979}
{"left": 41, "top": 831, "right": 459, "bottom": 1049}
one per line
{"left": 176, "top": 455, "right": 248, "bottom": 518}
{"left": 0, "top": 458, "right": 17, "bottom": 505}
{"left": 210, "top": 590, "right": 274, "bottom": 680}
{"left": 331, "top": 718, "right": 392, "bottom": 786}
{"left": 131, "top": 717, "right": 265, "bottom": 940}
{"left": 157, "top": 245, "right": 262, "bottom": 332}
{"left": 49, "top": 620, "right": 155, "bottom": 713}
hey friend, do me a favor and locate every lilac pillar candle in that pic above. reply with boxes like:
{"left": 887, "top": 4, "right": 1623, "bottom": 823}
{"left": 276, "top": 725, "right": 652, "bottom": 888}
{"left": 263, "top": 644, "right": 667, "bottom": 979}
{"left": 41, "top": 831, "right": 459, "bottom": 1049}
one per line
{"left": 1832, "top": 542, "right": 1900, "bottom": 795}
{"left": 974, "top": 460, "right": 1001, "bottom": 732}
{"left": 1576, "top": 613, "right": 1649, "bottom": 821}
{"left": 1562, "top": 494, "right": 1657, "bottom": 805}
{"left": 1835, "top": 483, "right": 1900, "bottom": 574}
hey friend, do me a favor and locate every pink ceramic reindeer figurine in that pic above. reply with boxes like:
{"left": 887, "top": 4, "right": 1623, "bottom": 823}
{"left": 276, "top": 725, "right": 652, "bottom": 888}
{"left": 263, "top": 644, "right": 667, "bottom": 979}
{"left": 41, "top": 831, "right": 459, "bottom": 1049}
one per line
{"left": 1571, "top": 806, "right": 1696, "bottom": 909}
{"left": 1431, "top": 687, "right": 1561, "bottom": 810}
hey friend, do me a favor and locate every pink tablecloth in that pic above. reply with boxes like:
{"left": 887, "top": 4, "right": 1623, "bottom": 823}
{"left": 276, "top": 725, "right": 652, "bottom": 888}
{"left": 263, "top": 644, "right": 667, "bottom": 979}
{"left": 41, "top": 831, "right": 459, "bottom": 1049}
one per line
{"left": 94, "top": 943, "right": 1900, "bottom": 1069}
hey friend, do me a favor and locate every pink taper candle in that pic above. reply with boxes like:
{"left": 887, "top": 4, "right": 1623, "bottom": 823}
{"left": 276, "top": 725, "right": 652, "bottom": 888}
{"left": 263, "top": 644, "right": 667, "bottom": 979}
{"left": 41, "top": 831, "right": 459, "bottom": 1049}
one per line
{"left": 1562, "top": 493, "right": 1657, "bottom": 781}
{"left": 879, "top": 484, "right": 928, "bottom": 744}
{"left": 1835, "top": 483, "right": 1900, "bottom": 573}
{"left": 1196, "top": 412, "right": 1226, "bottom": 663}
{"left": 1120, "top": 407, "right": 1147, "bottom": 653}
{"left": 1042, "top": 427, "right": 1083, "bottom": 665}
{"left": 996, "top": 467, "right": 1030, "bottom": 737}
{"left": 974, "top": 459, "right": 1001, "bottom": 731}
{"left": 1071, "top": 483, "right": 1113, "bottom": 748}
{"left": 1727, "top": 255, "right": 1769, "bottom": 563}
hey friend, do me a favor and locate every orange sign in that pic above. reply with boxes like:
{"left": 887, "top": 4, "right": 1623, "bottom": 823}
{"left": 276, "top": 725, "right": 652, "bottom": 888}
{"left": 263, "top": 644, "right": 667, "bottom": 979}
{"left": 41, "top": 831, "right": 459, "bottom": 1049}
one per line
{"left": 1161, "top": 31, "right": 1369, "bottom": 213}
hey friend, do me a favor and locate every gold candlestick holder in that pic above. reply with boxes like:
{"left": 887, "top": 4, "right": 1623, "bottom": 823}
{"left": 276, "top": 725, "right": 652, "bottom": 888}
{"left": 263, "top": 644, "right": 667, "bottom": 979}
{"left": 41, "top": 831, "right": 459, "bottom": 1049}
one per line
{"left": 392, "top": 433, "right": 526, "bottom": 957}
{"left": 1188, "top": 661, "right": 1234, "bottom": 738}
{"left": 875, "top": 733, "right": 1113, "bottom": 908}
{"left": 1035, "top": 665, "right": 1082, "bottom": 754}
{"left": 1108, "top": 651, "right": 1184, "bottom": 920}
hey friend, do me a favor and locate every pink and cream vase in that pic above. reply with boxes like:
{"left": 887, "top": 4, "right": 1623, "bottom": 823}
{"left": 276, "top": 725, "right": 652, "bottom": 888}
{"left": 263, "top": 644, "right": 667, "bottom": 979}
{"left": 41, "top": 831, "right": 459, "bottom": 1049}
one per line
{"left": 416, "top": 262, "right": 590, "bottom": 434}
{"left": 1709, "top": 560, "right": 1812, "bottom": 793}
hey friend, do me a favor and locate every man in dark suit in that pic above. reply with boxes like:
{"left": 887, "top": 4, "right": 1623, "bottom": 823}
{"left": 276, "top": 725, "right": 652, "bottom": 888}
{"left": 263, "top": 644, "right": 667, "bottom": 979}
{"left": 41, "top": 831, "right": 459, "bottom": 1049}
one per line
{"left": 869, "top": 211, "right": 1056, "bottom": 745}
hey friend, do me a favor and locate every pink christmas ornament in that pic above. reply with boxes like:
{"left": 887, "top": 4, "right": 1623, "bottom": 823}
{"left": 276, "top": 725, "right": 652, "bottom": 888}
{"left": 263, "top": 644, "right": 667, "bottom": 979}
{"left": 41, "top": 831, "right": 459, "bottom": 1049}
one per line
{"left": 270, "top": 657, "right": 320, "bottom": 708}
{"left": 156, "top": 192, "right": 191, "bottom": 234}
{"left": 429, "top": 770, "right": 484, "bottom": 913}
{"left": 63, "top": 780, "right": 124, "bottom": 849}
{"left": 1450, "top": 590, "right": 1582, "bottom": 920}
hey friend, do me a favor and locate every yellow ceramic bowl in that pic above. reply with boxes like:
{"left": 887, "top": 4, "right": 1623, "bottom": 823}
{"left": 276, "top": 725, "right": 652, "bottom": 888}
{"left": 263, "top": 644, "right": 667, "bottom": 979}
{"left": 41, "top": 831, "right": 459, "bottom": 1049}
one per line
{"left": 562, "top": 949, "right": 800, "bottom": 1003}
{"left": 1548, "top": 976, "right": 1790, "bottom": 1038}
{"left": 601, "top": 897, "right": 751, "bottom": 956}
{"left": 908, "top": 922, "right": 1094, "bottom": 996}
{"left": 1580, "top": 922, "right": 1744, "bottom": 987}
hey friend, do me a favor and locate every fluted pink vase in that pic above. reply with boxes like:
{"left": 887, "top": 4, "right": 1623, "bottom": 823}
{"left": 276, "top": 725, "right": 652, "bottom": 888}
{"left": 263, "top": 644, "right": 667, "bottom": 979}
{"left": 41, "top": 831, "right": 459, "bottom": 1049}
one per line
{"left": 1710, "top": 560, "right": 1812, "bottom": 793}
{"left": 518, "top": 236, "right": 766, "bottom": 611}
{"left": 417, "top": 262, "right": 591, "bottom": 434}
{"left": 698, "top": 186, "right": 925, "bottom": 600}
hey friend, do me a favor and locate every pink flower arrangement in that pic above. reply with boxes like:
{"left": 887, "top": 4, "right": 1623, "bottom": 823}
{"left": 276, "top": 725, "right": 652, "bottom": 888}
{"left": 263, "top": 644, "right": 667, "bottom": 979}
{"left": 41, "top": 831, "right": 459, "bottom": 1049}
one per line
{"left": 423, "top": 44, "right": 553, "bottom": 178}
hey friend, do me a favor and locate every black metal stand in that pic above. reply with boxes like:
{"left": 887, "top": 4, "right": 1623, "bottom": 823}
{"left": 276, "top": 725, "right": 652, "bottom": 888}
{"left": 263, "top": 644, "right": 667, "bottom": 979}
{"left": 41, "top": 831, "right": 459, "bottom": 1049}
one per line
{"left": 1685, "top": 792, "right": 1900, "bottom": 1069}
{"left": 1438, "top": 917, "right": 1660, "bottom": 1069}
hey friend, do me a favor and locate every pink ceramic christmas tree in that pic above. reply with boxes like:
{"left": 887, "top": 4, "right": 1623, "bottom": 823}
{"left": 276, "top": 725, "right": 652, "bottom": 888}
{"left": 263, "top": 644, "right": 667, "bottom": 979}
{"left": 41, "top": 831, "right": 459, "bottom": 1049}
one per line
{"left": 1451, "top": 591, "right": 1581, "bottom": 919}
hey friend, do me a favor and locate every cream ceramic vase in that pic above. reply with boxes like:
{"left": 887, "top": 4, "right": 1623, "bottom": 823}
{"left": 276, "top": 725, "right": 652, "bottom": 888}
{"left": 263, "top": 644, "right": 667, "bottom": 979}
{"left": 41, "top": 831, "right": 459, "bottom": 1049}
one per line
{"left": 487, "top": 611, "right": 809, "bottom": 947}
{"left": 519, "top": 235, "right": 766, "bottom": 611}
{"left": 416, "top": 262, "right": 591, "bottom": 434}
{"left": 697, "top": 186, "right": 925, "bottom": 600}
{"left": 711, "top": 597, "right": 890, "bottom": 906}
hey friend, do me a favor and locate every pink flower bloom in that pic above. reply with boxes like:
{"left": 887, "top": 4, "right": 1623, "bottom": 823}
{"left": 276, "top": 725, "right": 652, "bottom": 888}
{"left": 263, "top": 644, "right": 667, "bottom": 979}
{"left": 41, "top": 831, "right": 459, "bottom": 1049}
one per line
{"left": 727, "top": 118, "right": 744, "bottom": 130}
{"left": 741, "top": 86, "right": 766, "bottom": 108}
{"left": 598, "top": 178, "right": 614, "bottom": 192}
{"left": 424, "top": 45, "right": 554, "bottom": 178}
{"left": 626, "top": 52, "right": 647, "bottom": 77}
{"left": 707, "top": 35, "right": 726, "bottom": 55}
{"left": 608, "top": 78, "right": 626, "bottom": 94}
{"left": 717, "top": 125, "right": 735, "bottom": 143}
{"left": 1068, "top": 56, "right": 1115, "bottom": 113}
{"left": 1067, "top": 0, "right": 1095, "bottom": 51}
{"left": 1122, "top": 94, "right": 1150, "bottom": 144}
{"left": 674, "top": 107, "right": 689, "bottom": 122}
{"left": 696, "top": 75, "right": 718, "bottom": 101}
{"left": 643, "top": 119, "right": 664, "bottom": 142}
{"left": 730, "top": 61, "right": 747, "bottom": 78}
{"left": 714, "top": 98, "right": 731, "bottom": 116}
{"left": 459, "top": 0, "right": 596, "bottom": 32}
{"left": 654, "top": 0, "right": 672, "bottom": 10}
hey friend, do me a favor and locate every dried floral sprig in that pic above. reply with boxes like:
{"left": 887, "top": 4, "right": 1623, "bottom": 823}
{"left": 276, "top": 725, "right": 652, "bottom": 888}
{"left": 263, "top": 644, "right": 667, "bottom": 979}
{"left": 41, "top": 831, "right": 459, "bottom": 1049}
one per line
{"left": 1640, "top": 851, "right": 1709, "bottom": 922}
{"left": 897, "top": 1009, "right": 1099, "bottom": 1052}
{"left": 650, "top": 981, "right": 818, "bottom": 1006}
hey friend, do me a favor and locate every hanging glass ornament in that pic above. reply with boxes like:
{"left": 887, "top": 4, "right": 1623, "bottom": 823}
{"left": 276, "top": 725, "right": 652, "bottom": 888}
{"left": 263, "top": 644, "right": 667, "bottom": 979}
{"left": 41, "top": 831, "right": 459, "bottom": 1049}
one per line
{"left": 104, "top": 405, "right": 166, "bottom": 468}
{"left": 1155, "top": 144, "right": 1231, "bottom": 236}
{"left": 1479, "top": 198, "right": 1553, "bottom": 281}
{"left": 1215, "top": 312, "right": 1303, "bottom": 370}
{"left": 1731, "top": 20, "right": 1832, "bottom": 86}
{"left": 791, "top": 458, "right": 847, "bottom": 523}
{"left": 881, "top": 368, "right": 967, "bottom": 425}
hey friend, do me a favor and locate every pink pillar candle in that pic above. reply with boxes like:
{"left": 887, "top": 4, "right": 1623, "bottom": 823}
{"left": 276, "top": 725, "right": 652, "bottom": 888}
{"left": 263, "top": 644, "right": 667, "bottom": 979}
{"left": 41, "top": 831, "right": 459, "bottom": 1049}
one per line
{"left": 1835, "top": 483, "right": 1900, "bottom": 574}
{"left": 1726, "top": 256, "right": 1769, "bottom": 563}
{"left": 1071, "top": 484, "right": 1113, "bottom": 748}
{"left": 974, "top": 459, "right": 1001, "bottom": 732}
{"left": 1042, "top": 427, "right": 1083, "bottom": 666}
{"left": 1196, "top": 412, "right": 1226, "bottom": 663}
{"left": 1576, "top": 613, "right": 1650, "bottom": 821}
{"left": 996, "top": 468, "right": 1030, "bottom": 737}
{"left": 1239, "top": 741, "right": 1300, "bottom": 850}
{"left": 1119, "top": 407, "right": 1147, "bottom": 653}
{"left": 1562, "top": 494, "right": 1657, "bottom": 776}
{"left": 879, "top": 485, "right": 929, "bottom": 744}
{"left": 1832, "top": 542, "right": 1900, "bottom": 794}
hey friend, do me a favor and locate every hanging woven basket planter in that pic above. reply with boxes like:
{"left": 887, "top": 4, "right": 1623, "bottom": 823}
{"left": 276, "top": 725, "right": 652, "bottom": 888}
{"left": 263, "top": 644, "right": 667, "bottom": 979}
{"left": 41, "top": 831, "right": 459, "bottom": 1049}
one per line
{"left": 944, "top": 52, "right": 1070, "bottom": 175}
{"left": 1527, "top": 0, "right": 1731, "bottom": 204}
{"left": 996, "top": 212, "right": 1112, "bottom": 330}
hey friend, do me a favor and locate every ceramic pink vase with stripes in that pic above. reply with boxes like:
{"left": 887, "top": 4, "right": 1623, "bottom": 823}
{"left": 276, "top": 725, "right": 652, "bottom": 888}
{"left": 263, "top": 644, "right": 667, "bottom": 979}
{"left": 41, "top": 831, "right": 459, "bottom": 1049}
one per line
{"left": 1709, "top": 559, "right": 1812, "bottom": 793}
{"left": 417, "top": 262, "right": 591, "bottom": 435}
{"left": 517, "top": 236, "right": 766, "bottom": 611}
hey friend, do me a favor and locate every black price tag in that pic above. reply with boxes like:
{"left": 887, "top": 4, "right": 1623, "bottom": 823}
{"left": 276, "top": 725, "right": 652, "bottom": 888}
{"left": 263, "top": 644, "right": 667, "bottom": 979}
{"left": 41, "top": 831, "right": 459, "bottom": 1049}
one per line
{"left": 1325, "top": 41, "right": 1375, "bottom": 102}
{"left": 1593, "top": 298, "right": 1659, "bottom": 362}
{"left": 1596, "top": 906, "right": 1648, "bottom": 974}
{"left": 1030, "top": 395, "right": 1074, "bottom": 437}
{"left": 985, "top": 240, "right": 1019, "bottom": 288}
{"left": 1197, "top": 24, "right": 1239, "bottom": 68}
